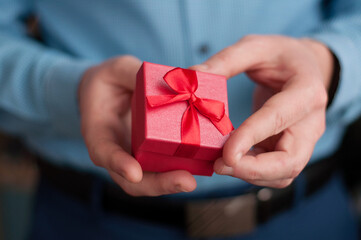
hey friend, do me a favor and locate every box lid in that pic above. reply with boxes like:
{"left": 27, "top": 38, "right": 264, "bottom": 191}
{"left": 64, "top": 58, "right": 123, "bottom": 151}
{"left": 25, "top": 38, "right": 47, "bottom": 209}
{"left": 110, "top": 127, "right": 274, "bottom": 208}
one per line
{"left": 133, "top": 62, "right": 232, "bottom": 161}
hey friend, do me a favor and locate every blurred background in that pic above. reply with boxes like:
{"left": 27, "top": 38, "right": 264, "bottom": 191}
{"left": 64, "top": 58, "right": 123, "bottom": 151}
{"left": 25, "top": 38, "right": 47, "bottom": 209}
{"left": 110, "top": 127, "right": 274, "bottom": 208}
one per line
{"left": 0, "top": 16, "right": 40, "bottom": 240}
{"left": 0, "top": 132, "right": 38, "bottom": 240}
{"left": 1, "top": 118, "right": 361, "bottom": 240}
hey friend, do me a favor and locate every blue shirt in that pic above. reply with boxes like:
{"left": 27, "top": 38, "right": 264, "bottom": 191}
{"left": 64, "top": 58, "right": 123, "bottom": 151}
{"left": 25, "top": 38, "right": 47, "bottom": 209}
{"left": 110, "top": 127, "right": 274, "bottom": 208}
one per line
{"left": 1, "top": 0, "right": 361, "bottom": 196}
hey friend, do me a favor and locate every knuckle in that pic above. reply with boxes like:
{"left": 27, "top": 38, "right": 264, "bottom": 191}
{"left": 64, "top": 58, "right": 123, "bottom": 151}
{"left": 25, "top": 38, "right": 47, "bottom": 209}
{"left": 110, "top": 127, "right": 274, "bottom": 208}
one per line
{"left": 306, "top": 80, "right": 328, "bottom": 109}
{"left": 273, "top": 110, "right": 287, "bottom": 135}
{"left": 290, "top": 166, "right": 302, "bottom": 179}
{"left": 246, "top": 169, "right": 263, "bottom": 181}
{"left": 313, "top": 83, "right": 328, "bottom": 108}
{"left": 216, "top": 51, "right": 233, "bottom": 68}
{"left": 241, "top": 34, "right": 261, "bottom": 43}
{"left": 289, "top": 160, "right": 305, "bottom": 179}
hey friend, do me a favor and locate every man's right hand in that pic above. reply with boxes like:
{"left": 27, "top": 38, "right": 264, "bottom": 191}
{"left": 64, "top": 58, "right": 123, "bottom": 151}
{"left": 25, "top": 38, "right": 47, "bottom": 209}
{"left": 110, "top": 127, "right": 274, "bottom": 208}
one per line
{"left": 78, "top": 56, "right": 197, "bottom": 196}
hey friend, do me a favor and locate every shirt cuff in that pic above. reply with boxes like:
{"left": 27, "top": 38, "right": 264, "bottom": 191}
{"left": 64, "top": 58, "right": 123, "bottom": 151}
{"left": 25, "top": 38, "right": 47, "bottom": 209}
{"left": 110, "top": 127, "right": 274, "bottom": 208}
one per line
{"left": 44, "top": 57, "right": 94, "bottom": 137}
{"left": 309, "top": 31, "right": 361, "bottom": 122}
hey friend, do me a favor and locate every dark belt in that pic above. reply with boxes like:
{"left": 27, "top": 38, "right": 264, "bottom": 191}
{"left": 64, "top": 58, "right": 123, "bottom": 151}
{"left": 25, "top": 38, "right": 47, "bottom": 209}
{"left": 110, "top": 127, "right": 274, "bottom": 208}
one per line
{"left": 37, "top": 156, "right": 337, "bottom": 238}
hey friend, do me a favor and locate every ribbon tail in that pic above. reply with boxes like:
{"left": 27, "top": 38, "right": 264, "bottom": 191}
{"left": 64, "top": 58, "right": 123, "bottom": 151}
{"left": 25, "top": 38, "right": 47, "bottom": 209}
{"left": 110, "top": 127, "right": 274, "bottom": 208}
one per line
{"left": 193, "top": 98, "right": 225, "bottom": 121}
{"left": 194, "top": 97, "right": 233, "bottom": 135}
{"left": 210, "top": 114, "right": 234, "bottom": 136}
{"left": 175, "top": 104, "right": 200, "bottom": 158}
{"left": 163, "top": 68, "right": 198, "bottom": 93}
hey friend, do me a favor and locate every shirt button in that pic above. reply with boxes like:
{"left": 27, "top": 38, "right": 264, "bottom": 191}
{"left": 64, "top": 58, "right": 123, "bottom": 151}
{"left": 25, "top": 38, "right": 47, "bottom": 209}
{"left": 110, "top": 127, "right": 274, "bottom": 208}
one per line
{"left": 198, "top": 44, "right": 210, "bottom": 55}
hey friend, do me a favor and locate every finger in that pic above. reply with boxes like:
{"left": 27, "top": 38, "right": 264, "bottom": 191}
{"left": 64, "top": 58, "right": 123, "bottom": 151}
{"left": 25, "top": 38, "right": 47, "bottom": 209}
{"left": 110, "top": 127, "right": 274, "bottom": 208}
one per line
{"left": 85, "top": 124, "right": 143, "bottom": 183}
{"left": 190, "top": 35, "right": 282, "bottom": 78}
{"left": 108, "top": 55, "right": 142, "bottom": 91}
{"left": 215, "top": 121, "right": 318, "bottom": 181}
{"left": 215, "top": 151, "right": 293, "bottom": 180}
{"left": 222, "top": 76, "right": 326, "bottom": 167}
{"left": 109, "top": 170, "right": 197, "bottom": 197}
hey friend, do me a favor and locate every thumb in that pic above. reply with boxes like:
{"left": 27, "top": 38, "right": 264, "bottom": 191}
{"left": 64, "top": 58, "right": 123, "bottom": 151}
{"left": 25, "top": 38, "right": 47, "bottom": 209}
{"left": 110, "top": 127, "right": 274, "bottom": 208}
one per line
{"left": 190, "top": 35, "right": 281, "bottom": 78}
{"left": 110, "top": 55, "right": 142, "bottom": 91}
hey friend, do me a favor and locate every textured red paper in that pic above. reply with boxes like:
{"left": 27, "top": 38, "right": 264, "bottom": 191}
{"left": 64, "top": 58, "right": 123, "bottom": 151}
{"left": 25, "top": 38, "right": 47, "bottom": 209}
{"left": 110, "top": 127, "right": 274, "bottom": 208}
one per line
{"left": 131, "top": 62, "right": 232, "bottom": 176}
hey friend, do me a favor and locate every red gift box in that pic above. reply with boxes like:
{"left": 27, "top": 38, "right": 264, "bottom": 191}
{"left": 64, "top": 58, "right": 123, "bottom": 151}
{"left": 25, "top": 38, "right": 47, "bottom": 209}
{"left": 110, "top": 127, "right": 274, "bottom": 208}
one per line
{"left": 132, "top": 62, "right": 233, "bottom": 176}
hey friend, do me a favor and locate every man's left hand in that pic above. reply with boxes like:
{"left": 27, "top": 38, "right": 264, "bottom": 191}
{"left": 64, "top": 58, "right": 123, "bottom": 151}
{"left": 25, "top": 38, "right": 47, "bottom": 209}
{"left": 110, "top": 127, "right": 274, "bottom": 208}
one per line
{"left": 191, "top": 35, "right": 333, "bottom": 188}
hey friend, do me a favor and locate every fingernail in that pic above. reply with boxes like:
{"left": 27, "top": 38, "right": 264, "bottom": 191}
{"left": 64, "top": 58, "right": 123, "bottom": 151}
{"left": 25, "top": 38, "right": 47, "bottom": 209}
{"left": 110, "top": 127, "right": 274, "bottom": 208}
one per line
{"left": 176, "top": 184, "right": 190, "bottom": 193}
{"left": 215, "top": 160, "right": 234, "bottom": 175}
{"left": 220, "top": 166, "right": 234, "bottom": 175}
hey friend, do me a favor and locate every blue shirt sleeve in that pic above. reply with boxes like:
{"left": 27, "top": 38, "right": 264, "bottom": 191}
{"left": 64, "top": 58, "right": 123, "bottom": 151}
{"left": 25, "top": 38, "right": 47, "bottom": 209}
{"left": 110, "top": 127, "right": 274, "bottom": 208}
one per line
{"left": 308, "top": 0, "right": 361, "bottom": 125}
{"left": 0, "top": 0, "right": 93, "bottom": 138}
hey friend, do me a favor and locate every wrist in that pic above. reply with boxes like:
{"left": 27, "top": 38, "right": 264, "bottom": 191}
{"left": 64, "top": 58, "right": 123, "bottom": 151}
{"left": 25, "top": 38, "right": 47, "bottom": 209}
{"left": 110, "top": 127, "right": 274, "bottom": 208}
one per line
{"left": 299, "top": 38, "right": 334, "bottom": 90}
{"left": 300, "top": 38, "right": 341, "bottom": 107}
{"left": 77, "top": 65, "right": 97, "bottom": 106}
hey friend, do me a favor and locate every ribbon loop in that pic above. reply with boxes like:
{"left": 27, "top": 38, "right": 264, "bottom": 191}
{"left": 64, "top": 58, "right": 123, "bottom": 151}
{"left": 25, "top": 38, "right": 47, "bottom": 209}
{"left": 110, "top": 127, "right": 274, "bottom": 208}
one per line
{"left": 163, "top": 68, "right": 198, "bottom": 93}
{"left": 146, "top": 68, "right": 234, "bottom": 157}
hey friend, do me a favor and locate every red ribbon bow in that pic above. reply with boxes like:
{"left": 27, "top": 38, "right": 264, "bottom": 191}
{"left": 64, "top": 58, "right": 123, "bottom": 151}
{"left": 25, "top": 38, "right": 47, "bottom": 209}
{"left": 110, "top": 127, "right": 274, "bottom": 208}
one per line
{"left": 147, "top": 68, "right": 234, "bottom": 157}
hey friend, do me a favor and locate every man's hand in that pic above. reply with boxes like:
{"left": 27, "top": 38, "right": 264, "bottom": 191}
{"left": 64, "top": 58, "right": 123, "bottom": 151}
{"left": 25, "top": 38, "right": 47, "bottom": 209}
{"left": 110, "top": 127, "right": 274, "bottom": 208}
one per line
{"left": 79, "top": 56, "right": 196, "bottom": 196}
{"left": 192, "top": 35, "right": 333, "bottom": 188}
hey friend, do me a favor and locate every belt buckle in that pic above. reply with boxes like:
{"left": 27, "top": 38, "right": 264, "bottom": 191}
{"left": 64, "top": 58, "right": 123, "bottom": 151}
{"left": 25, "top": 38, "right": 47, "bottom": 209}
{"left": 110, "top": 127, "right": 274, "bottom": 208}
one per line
{"left": 185, "top": 193, "right": 257, "bottom": 238}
